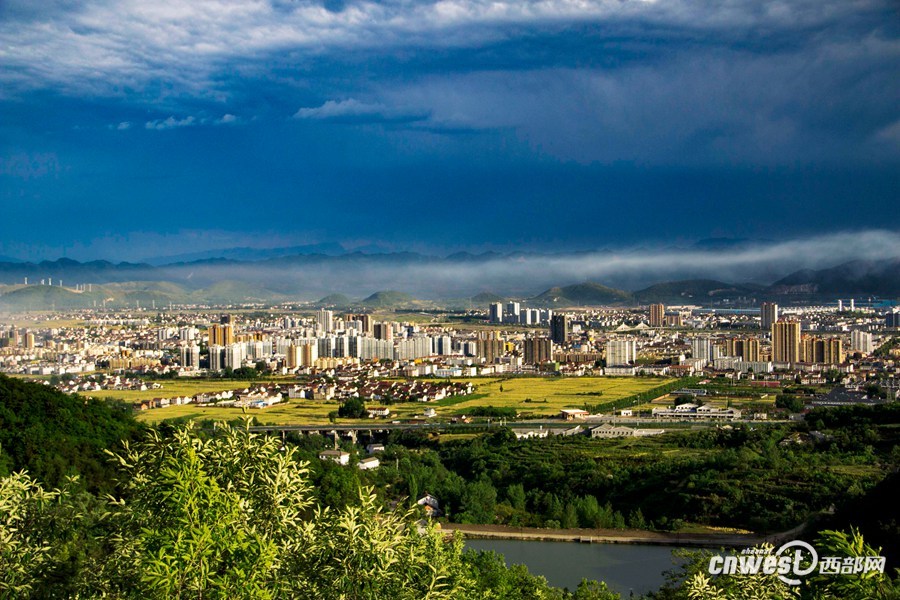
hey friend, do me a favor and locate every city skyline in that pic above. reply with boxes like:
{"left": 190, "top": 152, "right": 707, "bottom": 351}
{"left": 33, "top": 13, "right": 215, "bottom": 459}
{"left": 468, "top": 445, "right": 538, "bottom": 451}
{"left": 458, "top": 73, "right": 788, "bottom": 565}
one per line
{"left": 1, "top": 0, "right": 898, "bottom": 262}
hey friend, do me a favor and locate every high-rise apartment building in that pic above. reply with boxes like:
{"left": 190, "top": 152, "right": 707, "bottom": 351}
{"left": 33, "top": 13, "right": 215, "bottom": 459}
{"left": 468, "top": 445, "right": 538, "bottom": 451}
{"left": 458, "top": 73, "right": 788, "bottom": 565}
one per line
{"left": 605, "top": 338, "right": 637, "bottom": 367}
{"left": 691, "top": 336, "right": 711, "bottom": 362}
{"left": 208, "top": 324, "right": 234, "bottom": 347}
{"left": 550, "top": 314, "right": 569, "bottom": 345}
{"left": 772, "top": 319, "right": 801, "bottom": 364}
{"left": 850, "top": 330, "right": 874, "bottom": 354}
{"left": 761, "top": 302, "right": 779, "bottom": 330}
{"left": 316, "top": 309, "right": 334, "bottom": 333}
{"left": 725, "top": 337, "right": 761, "bottom": 362}
{"left": 801, "top": 337, "right": 843, "bottom": 364}
{"left": 524, "top": 337, "right": 553, "bottom": 365}
{"left": 180, "top": 344, "right": 200, "bottom": 368}
{"left": 886, "top": 309, "right": 900, "bottom": 329}
{"left": 489, "top": 302, "right": 504, "bottom": 323}
{"left": 505, "top": 302, "right": 520, "bottom": 323}
{"left": 373, "top": 322, "right": 393, "bottom": 341}
{"left": 649, "top": 304, "right": 665, "bottom": 328}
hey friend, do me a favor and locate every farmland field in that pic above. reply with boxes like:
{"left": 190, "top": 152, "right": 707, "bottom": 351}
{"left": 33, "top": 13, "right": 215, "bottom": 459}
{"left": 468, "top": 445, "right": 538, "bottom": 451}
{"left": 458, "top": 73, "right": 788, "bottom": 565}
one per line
{"left": 94, "top": 375, "right": 677, "bottom": 425}
{"left": 443, "top": 376, "right": 675, "bottom": 416}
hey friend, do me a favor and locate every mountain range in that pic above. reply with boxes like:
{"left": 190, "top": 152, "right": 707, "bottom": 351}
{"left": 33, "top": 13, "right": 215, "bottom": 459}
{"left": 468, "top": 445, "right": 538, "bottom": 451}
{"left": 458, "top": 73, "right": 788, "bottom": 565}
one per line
{"left": 0, "top": 251, "right": 898, "bottom": 310}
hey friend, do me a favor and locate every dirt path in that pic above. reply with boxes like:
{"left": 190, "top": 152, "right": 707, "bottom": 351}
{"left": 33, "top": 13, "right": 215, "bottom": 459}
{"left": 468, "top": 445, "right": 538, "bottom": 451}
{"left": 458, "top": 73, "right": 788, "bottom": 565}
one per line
{"left": 441, "top": 522, "right": 799, "bottom": 548}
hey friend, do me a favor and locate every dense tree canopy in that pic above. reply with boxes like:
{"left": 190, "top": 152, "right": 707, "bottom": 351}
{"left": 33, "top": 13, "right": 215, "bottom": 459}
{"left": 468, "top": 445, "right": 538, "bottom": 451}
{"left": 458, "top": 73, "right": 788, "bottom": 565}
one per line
{"left": 0, "top": 374, "right": 142, "bottom": 494}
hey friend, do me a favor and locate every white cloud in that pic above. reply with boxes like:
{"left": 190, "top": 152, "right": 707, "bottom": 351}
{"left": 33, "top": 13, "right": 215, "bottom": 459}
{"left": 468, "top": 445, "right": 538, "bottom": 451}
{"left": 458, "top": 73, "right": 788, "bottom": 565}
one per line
{"left": 0, "top": 0, "right": 883, "bottom": 98}
{"left": 144, "top": 115, "right": 197, "bottom": 130}
{"left": 293, "top": 98, "right": 427, "bottom": 122}
{"left": 117, "top": 121, "right": 131, "bottom": 130}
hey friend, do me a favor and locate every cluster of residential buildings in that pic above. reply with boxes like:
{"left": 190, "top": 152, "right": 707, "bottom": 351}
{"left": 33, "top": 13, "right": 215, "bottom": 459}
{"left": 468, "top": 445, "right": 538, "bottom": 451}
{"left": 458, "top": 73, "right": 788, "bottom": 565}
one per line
{"left": 1, "top": 299, "right": 898, "bottom": 391}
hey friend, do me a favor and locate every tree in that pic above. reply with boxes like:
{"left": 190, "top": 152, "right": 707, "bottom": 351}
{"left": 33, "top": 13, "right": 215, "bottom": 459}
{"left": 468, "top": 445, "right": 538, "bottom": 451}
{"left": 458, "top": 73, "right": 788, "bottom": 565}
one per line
{"left": 506, "top": 483, "right": 527, "bottom": 511}
{"left": 338, "top": 397, "right": 367, "bottom": 419}
{"left": 459, "top": 476, "right": 498, "bottom": 523}
{"left": 1, "top": 420, "right": 485, "bottom": 599}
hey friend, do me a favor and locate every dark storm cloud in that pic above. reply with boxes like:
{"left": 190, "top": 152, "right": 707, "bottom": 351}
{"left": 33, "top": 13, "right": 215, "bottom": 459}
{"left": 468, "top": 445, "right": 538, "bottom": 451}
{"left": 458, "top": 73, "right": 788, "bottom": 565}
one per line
{"left": 0, "top": 0, "right": 897, "bottom": 259}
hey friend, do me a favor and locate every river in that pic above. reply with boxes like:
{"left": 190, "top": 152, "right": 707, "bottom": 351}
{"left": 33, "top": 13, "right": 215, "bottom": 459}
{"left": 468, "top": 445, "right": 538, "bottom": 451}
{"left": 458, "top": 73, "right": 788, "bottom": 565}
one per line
{"left": 465, "top": 539, "right": 689, "bottom": 596}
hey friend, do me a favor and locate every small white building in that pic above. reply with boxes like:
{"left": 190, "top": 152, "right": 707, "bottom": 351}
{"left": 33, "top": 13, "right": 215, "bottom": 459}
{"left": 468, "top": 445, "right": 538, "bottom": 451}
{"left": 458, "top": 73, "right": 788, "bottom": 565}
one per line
{"left": 357, "top": 457, "right": 380, "bottom": 470}
{"left": 318, "top": 450, "right": 350, "bottom": 465}
{"left": 560, "top": 408, "right": 589, "bottom": 421}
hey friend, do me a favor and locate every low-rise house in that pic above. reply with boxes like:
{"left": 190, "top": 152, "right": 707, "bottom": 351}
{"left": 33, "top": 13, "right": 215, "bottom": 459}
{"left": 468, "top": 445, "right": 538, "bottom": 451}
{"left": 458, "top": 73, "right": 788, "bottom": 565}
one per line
{"left": 652, "top": 403, "right": 741, "bottom": 420}
{"left": 591, "top": 424, "right": 635, "bottom": 438}
{"left": 417, "top": 494, "right": 442, "bottom": 518}
{"left": 318, "top": 450, "right": 350, "bottom": 465}
{"left": 591, "top": 424, "right": 666, "bottom": 438}
{"left": 560, "top": 408, "right": 589, "bottom": 421}
{"left": 514, "top": 429, "right": 549, "bottom": 440}
{"left": 357, "top": 457, "right": 380, "bottom": 470}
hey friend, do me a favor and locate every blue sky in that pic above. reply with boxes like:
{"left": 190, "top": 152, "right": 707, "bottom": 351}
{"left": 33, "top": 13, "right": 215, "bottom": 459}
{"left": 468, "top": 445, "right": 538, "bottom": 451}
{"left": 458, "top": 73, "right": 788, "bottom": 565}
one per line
{"left": 1, "top": 0, "right": 898, "bottom": 262}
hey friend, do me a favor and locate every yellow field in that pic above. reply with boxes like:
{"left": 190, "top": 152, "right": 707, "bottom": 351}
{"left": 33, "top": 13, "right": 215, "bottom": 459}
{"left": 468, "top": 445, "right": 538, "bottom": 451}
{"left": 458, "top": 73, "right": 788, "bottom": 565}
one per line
{"left": 87, "top": 378, "right": 295, "bottom": 403}
{"left": 133, "top": 398, "right": 435, "bottom": 425}
{"left": 446, "top": 377, "right": 674, "bottom": 417}
{"left": 97, "top": 376, "right": 675, "bottom": 425}
{"left": 0, "top": 316, "right": 90, "bottom": 329}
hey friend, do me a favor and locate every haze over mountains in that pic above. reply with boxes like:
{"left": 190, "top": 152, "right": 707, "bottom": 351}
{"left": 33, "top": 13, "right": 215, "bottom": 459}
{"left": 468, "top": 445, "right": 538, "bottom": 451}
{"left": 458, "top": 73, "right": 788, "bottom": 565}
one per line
{"left": 0, "top": 237, "right": 898, "bottom": 310}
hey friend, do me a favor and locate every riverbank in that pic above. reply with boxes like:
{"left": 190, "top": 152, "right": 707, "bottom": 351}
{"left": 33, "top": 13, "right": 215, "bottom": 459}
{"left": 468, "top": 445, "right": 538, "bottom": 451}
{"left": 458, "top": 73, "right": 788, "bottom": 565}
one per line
{"left": 443, "top": 522, "right": 786, "bottom": 548}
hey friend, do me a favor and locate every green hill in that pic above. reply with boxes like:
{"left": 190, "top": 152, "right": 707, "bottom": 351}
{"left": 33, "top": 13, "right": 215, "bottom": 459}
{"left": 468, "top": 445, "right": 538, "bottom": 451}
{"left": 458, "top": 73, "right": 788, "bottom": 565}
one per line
{"left": 0, "top": 374, "right": 142, "bottom": 494}
{"left": 359, "top": 290, "right": 414, "bottom": 308}
{"left": 530, "top": 282, "right": 633, "bottom": 307}
{"left": 316, "top": 293, "right": 353, "bottom": 307}
{"left": 470, "top": 292, "right": 505, "bottom": 304}
{"left": 190, "top": 280, "right": 286, "bottom": 304}
{"left": 0, "top": 284, "right": 113, "bottom": 310}
{"left": 634, "top": 279, "right": 762, "bottom": 303}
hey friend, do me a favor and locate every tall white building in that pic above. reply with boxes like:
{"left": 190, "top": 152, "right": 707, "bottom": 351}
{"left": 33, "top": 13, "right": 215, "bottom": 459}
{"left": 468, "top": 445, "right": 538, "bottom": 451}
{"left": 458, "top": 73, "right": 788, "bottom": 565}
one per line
{"left": 761, "top": 302, "right": 779, "bottom": 330}
{"left": 489, "top": 302, "right": 504, "bottom": 323}
{"left": 224, "top": 343, "right": 246, "bottom": 369}
{"left": 209, "top": 345, "right": 224, "bottom": 371}
{"left": 505, "top": 302, "right": 521, "bottom": 323}
{"left": 605, "top": 339, "right": 637, "bottom": 367}
{"left": 850, "top": 330, "right": 874, "bottom": 354}
{"left": 316, "top": 309, "right": 334, "bottom": 333}
{"left": 691, "top": 336, "right": 711, "bottom": 362}
{"left": 180, "top": 344, "right": 200, "bottom": 368}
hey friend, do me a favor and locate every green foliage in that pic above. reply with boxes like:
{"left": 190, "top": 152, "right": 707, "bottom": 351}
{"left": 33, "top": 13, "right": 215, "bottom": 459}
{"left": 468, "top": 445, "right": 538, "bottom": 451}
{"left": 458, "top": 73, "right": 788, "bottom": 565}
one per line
{"left": 0, "top": 373, "right": 142, "bottom": 494}
{"left": 96, "top": 421, "right": 314, "bottom": 597}
{"left": 592, "top": 378, "right": 700, "bottom": 413}
{"left": 0, "top": 472, "right": 60, "bottom": 598}
{"left": 671, "top": 529, "right": 897, "bottom": 600}
{"left": 1, "top": 420, "right": 500, "bottom": 599}
{"left": 465, "top": 406, "right": 519, "bottom": 418}
{"left": 338, "top": 396, "right": 367, "bottom": 418}
{"left": 776, "top": 394, "right": 806, "bottom": 412}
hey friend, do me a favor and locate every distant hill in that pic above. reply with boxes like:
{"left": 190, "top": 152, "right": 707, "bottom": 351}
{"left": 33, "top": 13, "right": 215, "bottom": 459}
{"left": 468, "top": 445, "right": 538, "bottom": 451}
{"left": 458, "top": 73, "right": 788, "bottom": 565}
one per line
{"left": 0, "top": 284, "right": 110, "bottom": 310}
{"left": 470, "top": 292, "right": 506, "bottom": 304}
{"left": 531, "top": 282, "right": 633, "bottom": 307}
{"left": 359, "top": 290, "right": 415, "bottom": 308}
{"left": 634, "top": 279, "right": 763, "bottom": 304}
{"left": 143, "top": 242, "right": 348, "bottom": 265}
{"left": 317, "top": 293, "right": 353, "bottom": 308}
{"left": 770, "top": 258, "right": 900, "bottom": 297}
{"left": 190, "top": 280, "right": 286, "bottom": 304}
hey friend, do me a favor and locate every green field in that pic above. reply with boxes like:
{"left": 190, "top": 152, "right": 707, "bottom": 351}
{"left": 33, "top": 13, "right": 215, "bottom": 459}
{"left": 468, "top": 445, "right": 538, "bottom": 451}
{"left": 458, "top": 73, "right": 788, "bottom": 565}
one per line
{"left": 444, "top": 376, "right": 673, "bottom": 415}
{"left": 96, "top": 376, "right": 676, "bottom": 425}
{"left": 86, "top": 378, "right": 293, "bottom": 402}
